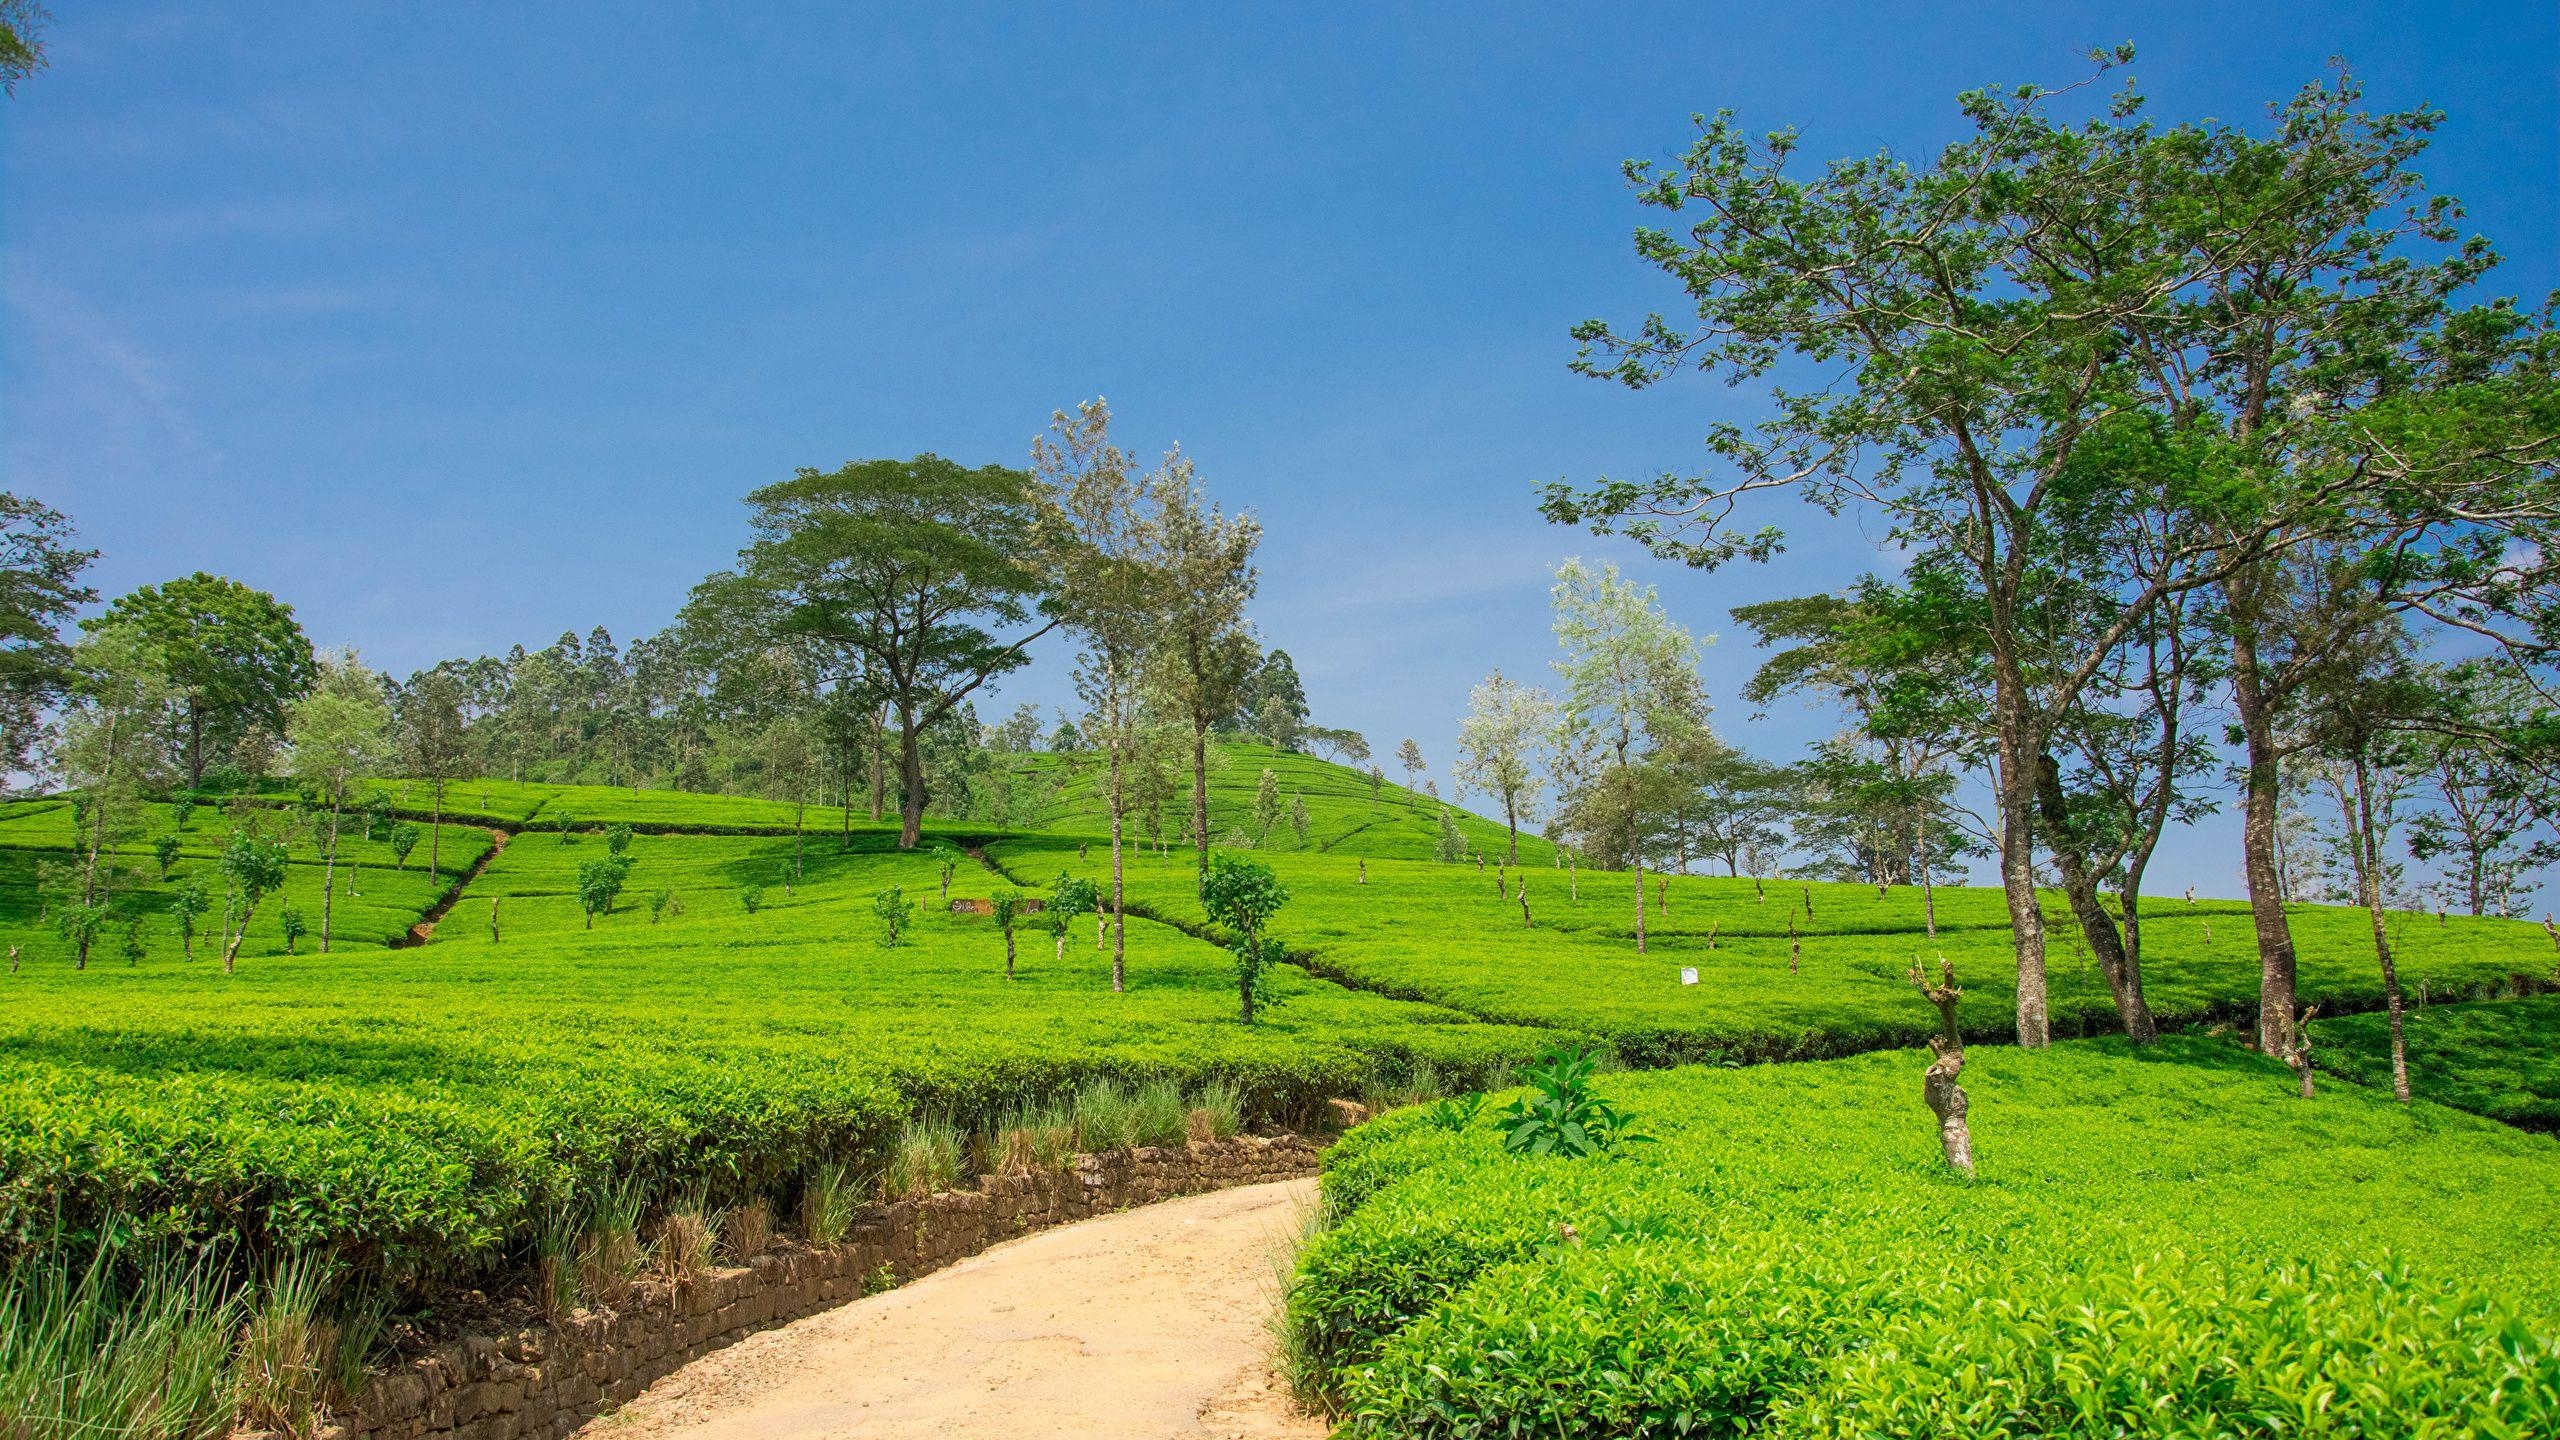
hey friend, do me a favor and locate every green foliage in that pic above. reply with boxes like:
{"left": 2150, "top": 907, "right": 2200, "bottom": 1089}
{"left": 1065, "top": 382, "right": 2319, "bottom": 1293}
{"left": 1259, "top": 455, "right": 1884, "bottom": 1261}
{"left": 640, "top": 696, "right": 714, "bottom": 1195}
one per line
{"left": 1433, "top": 807, "right": 1466, "bottom": 863}
{"left": 737, "top": 882, "right": 764, "bottom": 914}
{"left": 1290, "top": 1040, "right": 2560, "bottom": 1438}
{"left": 574, "top": 855, "right": 633, "bottom": 926}
{"left": 151, "top": 833, "right": 181, "bottom": 878}
{"left": 219, "top": 829, "right": 290, "bottom": 908}
{"left": 1047, "top": 872, "right": 1099, "bottom": 928}
{"left": 276, "top": 906, "right": 306, "bottom": 954}
{"left": 0, "top": 1236, "right": 242, "bottom": 1440}
{"left": 101, "top": 571, "right": 316, "bottom": 786}
{"left": 872, "top": 886, "right": 914, "bottom": 946}
{"left": 1202, "top": 854, "right": 1291, "bottom": 1022}
{"left": 646, "top": 888, "right": 673, "bottom": 924}
{"left": 604, "top": 823, "right": 633, "bottom": 857}
{"left": 2316, "top": 996, "right": 2560, "bottom": 1131}
{"left": 386, "top": 822, "right": 420, "bottom": 869}
{"left": 1424, "top": 1092, "right": 1485, "bottom": 1133}
{"left": 1496, "top": 1046, "right": 1648, "bottom": 1158}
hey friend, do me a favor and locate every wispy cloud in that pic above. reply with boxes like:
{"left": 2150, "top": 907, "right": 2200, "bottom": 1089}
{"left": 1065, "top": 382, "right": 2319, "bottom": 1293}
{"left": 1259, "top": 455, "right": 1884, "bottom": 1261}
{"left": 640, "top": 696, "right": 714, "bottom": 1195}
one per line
{"left": 2, "top": 268, "right": 215, "bottom": 480}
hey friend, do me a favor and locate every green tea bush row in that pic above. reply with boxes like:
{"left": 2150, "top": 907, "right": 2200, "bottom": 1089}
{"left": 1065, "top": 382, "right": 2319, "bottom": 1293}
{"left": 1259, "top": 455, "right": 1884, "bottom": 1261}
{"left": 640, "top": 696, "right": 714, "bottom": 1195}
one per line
{"left": 1291, "top": 1039, "right": 2560, "bottom": 1438}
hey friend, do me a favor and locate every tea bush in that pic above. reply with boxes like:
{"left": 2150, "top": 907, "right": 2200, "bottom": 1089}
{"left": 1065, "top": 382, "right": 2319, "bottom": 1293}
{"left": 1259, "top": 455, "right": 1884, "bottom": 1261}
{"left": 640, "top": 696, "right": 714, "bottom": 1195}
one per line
{"left": 1292, "top": 1039, "right": 2560, "bottom": 1438}
{"left": 2314, "top": 995, "right": 2560, "bottom": 1131}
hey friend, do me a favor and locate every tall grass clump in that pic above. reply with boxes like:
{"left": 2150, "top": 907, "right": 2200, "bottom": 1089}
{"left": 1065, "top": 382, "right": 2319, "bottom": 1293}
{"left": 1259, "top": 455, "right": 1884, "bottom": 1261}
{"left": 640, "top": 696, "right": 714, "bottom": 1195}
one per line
{"left": 720, "top": 1196, "right": 772, "bottom": 1261}
{"left": 1130, "top": 1077, "right": 1191, "bottom": 1148}
{"left": 882, "top": 1116, "right": 965, "bottom": 1201}
{"left": 1073, "top": 1078, "right": 1141, "bottom": 1151}
{"left": 0, "top": 1240, "right": 241, "bottom": 1440}
{"left": 650, "top": 1198, "right": 722, "bottom": 1290}
{"left": 578, "top": 1180, "right": 646, "bottom": 1307}
{"left": 798, "top": 1161, "right": 860, "bottom": 1248}
{"left": 1189, "top": 1078, "right": 1244, "bottom": 1142}
{"left": 534, "top": 1204, "right": 580, "bottom": 1320}
{"left": 997, "top": 1097, "right": 1080, "bottom": 1174}
{"left": 233, "top": 1250, "right": 336, "bottom": 1438}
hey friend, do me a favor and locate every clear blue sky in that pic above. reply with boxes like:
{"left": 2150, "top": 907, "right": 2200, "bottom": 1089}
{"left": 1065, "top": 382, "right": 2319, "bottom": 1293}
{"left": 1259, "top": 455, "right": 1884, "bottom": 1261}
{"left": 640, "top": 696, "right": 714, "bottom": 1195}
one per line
{"left": 6, "top": 3, "right": 2554, "bottom": 896}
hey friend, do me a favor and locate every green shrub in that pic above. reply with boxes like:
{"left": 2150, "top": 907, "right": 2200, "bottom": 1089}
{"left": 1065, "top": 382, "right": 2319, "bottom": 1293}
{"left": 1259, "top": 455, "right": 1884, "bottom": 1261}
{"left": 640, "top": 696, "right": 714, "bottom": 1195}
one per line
{"left": 1189, "top": 1079, "right": 1244, "bottom": 1142}
{"left": 1496, "top": 1045, "right": 1649, "bottom": 1157}
{"left": 873, "top": 886, "right": 914, "bottom": 947}
{"left": 798, "top": 1161, "right": 859, "bottom": 1248}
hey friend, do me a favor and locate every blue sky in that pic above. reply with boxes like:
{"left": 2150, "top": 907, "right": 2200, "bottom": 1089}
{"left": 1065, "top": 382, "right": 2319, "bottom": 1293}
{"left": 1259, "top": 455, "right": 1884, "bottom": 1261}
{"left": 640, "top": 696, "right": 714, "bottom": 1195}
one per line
{"left": 6, "top": 3, "right": 2554, "bottom": 896}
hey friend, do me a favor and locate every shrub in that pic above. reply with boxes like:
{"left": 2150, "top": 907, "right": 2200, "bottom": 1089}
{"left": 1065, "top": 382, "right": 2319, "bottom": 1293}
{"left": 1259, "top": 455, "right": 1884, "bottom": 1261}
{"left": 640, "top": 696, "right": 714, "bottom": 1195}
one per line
{"left": 387, "top": 822, "right": 420, "bottom": 869}
{"left": 738, "top": 883, "right": 764, "bottom": 914}
{"left": 278, "top": 906, "right": 307, "bottom": 955}
{"left": 998, "top": 1099, "right": 1079, "bottom": 1173}
{"left": 873, "top": 886, "right": 915, "bottom": 946}
{"left": 604, "top": 824, "right": 633, "bottom": 857}
{"left": 578, "top": 1183, "right": 645, "bottom": 1307}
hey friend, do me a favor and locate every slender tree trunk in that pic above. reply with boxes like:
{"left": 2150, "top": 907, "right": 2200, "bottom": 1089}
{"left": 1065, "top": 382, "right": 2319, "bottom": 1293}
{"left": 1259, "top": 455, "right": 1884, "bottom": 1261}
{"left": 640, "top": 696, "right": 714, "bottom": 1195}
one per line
{"left": 319, "top": 795, "right": 340, "bottom": 954}
{"left": 896, "top": 708, "right": 925, "bottom": 849}
{"left": 794, "top": 795, "right": 806, "bottom": 879}
{"left": 1108, "top": 670, "right": 1127, "bottom": 994}
{"left": 2227, "top": 604, "right": 2299, "bottom": 1056}
{"left": 1504, "top": 794, "right": 1519, "bottom": 867}
{"left": 1917, "top": 806, "right": 1939, "bottom": 939}
{"left": 2034, "top": 754, "right": 2157, "bottom": 1043}
{"left": 1191, "top": 715, "right": 1212, "bottom": 882}
{"left": 2351, "top": 754, "right": 2412, "bottom": 1103}
{"left": 1992, "top": 712, "right": 2051, "bottom": 1047}
{"left": 870, "top": 704, "right": 888, "bottom": 823}
{"left": 187, "top": 702, "right": 205, "bottom": 789}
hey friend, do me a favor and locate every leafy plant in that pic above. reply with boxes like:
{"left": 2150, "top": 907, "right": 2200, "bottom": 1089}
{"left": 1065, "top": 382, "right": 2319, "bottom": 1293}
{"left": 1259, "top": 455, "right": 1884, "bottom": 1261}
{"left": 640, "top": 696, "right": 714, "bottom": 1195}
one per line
{"left": 604, "top": 823, "right": 634, "bottom": 857}
{"left": 1425, "top": 1092, "right": 1485, "bottom": 1132}
{"left": 277, "top": 906, "right": 307, "bottom": 955}
{"left": 1496, "top": 1046, "right": 1649, "bottom": 1158}
{"left": 1201, "top": 854, "right": 1290, "bottom": 1023}
{"left": 151, "top": 833, "right": 181, "bottom": 878}
{"left": 873, "top": 886, "right": 915, "bottom": 946}
{"left": 387, "top": 821, "right": 421, "bottom": 870}
{"left": 738, "top": 883, "right": 764, "bottom": 914}
{"left": 575, "top": 855, "right": 633, "bottom": 928}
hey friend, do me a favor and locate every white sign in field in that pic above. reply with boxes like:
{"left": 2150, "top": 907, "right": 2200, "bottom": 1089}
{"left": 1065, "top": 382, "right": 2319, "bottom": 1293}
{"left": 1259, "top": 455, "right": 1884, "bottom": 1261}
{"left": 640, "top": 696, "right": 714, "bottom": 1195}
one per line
{"left": 1679, "top": 968, "right": 1698, "bottom": 986}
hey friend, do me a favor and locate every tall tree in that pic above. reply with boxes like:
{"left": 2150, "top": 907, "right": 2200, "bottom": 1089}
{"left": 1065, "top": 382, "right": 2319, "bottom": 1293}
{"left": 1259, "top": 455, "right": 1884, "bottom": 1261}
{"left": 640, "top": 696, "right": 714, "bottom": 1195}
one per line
{"left": 1549, "top": 559, "right": 1706, "bottom": 955}
{"left": 1454, "top": 669, "right": 1555, "bottom": 865}
{"left": 50, "top": 624, "right": 176, "bottom": 967}
{"left": 720, "top": 455, "right": 1058, "bottom": 848}
{"left": 1038, "top": 399, "right": 1168, "bottom": 992}
{"left": 287, "top": 651, "right": 394, "bottom": 954}
{"left": 1141, "top": 459, "right": 1260, "bottom": 880}
{"left": 1544, "top": 57, "right": 2560, "bottom": 1047}
{"left": 102, "top": 573, "right": 316, "bottom": 788}
{"left": 2406, "top": 678, "right": 2560, "bottom": 917}
{"left": 0, "top": 493, "right": 97, "bottom": 783}
{"left": 396, "top": 667, "right": 473, "bottom": 874}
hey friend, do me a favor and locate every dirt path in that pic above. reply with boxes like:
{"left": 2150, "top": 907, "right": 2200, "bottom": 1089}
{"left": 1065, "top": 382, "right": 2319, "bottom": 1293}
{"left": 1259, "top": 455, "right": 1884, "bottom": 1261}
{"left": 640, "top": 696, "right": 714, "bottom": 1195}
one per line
{"left": 581, "top": 1177, "right": 1326, "bottom": 1440}
{"left": 397, "top": 827, "right": 508, "bottom": 946}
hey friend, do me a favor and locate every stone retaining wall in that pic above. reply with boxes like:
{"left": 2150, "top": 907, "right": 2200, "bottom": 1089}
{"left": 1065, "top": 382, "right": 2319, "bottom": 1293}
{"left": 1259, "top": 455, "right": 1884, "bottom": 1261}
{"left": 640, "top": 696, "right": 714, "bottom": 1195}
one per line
{"left": 314, "top": 1135, "right": 1320, "bottom": 1440}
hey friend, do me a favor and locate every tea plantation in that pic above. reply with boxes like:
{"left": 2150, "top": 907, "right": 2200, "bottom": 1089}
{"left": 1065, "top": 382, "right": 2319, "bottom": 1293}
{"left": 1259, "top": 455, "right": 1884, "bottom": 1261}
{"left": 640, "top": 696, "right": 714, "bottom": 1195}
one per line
{"left": 5, "top": 751, "right": 2557, "bottom": 1438}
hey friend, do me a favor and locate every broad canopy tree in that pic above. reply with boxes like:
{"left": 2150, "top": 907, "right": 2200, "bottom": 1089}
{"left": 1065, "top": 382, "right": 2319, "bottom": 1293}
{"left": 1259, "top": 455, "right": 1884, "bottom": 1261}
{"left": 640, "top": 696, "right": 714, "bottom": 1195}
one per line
{"left": 719, "top": 455, "right": 1061, "bottom": 849}
{"left": 0, "top": 492, "right": 98, "bottom": 782}
{"left": 102, "top": 572, "right": 315, "bottom": 789}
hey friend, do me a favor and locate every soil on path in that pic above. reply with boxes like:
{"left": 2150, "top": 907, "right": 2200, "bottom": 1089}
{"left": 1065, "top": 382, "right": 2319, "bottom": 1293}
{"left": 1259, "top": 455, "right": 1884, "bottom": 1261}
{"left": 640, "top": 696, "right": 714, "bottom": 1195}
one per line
{"left": 580, "top": 1177, "right": 1327, "bottom": 1440}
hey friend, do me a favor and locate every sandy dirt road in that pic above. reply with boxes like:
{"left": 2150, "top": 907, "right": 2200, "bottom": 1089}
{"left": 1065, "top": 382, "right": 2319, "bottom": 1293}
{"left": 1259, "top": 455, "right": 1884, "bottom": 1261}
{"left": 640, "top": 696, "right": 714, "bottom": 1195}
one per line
{"left": 578, "top": 1177, "right": 1326, "bottom": 1440}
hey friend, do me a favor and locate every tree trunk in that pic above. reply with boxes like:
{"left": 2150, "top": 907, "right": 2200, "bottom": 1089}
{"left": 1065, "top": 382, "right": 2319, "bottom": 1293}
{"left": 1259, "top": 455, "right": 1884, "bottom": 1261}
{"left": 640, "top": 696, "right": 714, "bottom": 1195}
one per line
{"left": 1190, "top": 718, "right": 1212, "bottom": 881}
{"left": 2351, "top": 754, "right": 2412, "bottom": 1103}
{"left": 187, "top": 701, "right": 206, "bottom": 789}
{"left": 1917, "top": 806, "right": 1939, "bottom": 939}
{"left": 896, "top": 708, "right": 925, "bottom": 849}
{"left": 2034, "top": 754, "right": 2157, "bottom": 1043}
{"left": 1004, "top": 927, "right": 1016, "bottom": 980}
{"left": 1922, "top": 1043, "right": 1974, "bottom": 1178}
{"left": 2227, "top": 606, "right": 2299, "bottom": 1056}
{"left": 1992, "top": 718, "right": 2051, "bottom": 1047}
{"left": 1504, "top": 794, "right": 1519, "bottom": 867}
{"left": 1108, "top": 678, "right": 1127, "bottom": 994}
{"left": 870, "top": 704, "right": 888, "bottom": 823}
{"left": 319, "top": 795, "right": 340, "bottom": 954}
